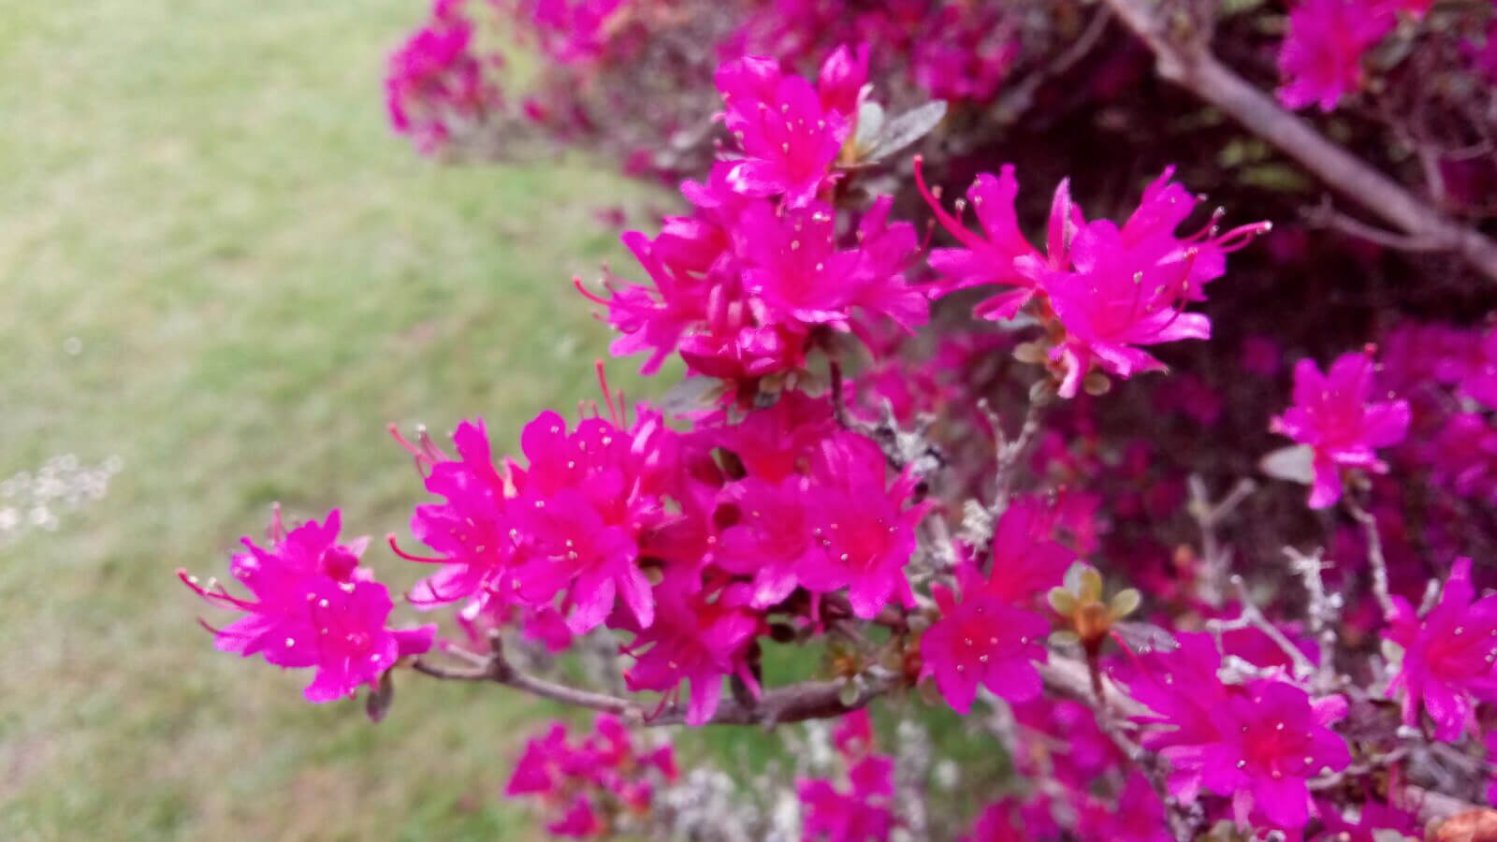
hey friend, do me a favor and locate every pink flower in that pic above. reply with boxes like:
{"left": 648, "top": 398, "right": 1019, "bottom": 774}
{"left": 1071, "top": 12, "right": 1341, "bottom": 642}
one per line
{"left": 385, "top": 0, "right": 500, "bottom": 153}
{"left": 506, "top": 715, "right": 677, "bottom": 835}
{"left": 738, "top": 198, "right": 925, "bottom": 336}
{"left": 1277, "top": 0, "right": 1395, "bottom": 112}
{"left": 586, "top": 161, "right": 923, "bottom": 386}
{"left": 1386, "top": 557, "right": 1497, "bottom": 741}
{"left": 806, "top": 432, "right": 931, "bottom": 619}
{"left": 914, "top": 156, "right": 1050, "bottom": 322}
{"left": 919, "top": 562, "right": 1048, "bottom": 714}
{"left": 548, "top": 796, "right": 604, "bottom": 838}
{"left": 180, "top": 508, "right": 434, "bottom": 703}
{"left": 982, "top": 497, "right": 1076, "bottom": 607}
{"left": 831, "top": 708, "right": 875, "bottom": 759}
{"left": 798, "top": 754, "right": 898, "bottom": 842}
{"left": 1124, "top": 634, "right": 1350, "bottom": 832}
{"left": 713, "top": 473, "right": 843, "bottom": 608}
{"left": 1075, "top": 773, "right": 1173, "bottom": 842}
{"left": 1041, "top": 235, "right": 1211, "bottom": 399}
{"left": 962, "top": 798, "right": 1059, "bottom": 842}
{"left": 716, "top": 54, "right": 849, "bottom": 205}
{"left": 816, "top": 42, "right": 870, "bottom": 119}
{"left": 395, "top": 420, "right": 512, "bottom": 609}
{"left": 1271, "top": 350, "right": 1411, "bottom": 509}
{"left": 1461, "top": 328, "right": 1497, "bottom": 410}
{"left": 910, "top": 4, "right": 1016, "bottom": 102}
{"left": 622, "top": 571, "right": 761, "bottom": 725}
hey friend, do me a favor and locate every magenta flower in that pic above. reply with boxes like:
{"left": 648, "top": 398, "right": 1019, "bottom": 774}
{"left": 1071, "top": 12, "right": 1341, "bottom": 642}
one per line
{"left": 1042, "top": 236, "right": 1211, "bottom": 399}
{"left": 506, "top": 714, "right": 677, "bottom": 834}
{"left": 914, "top": 156, "right": 1049, "bottom": 321}
{"left": 738, "top": 198, "right": 925, "bottom": 337}
{"left": 920, "top": 562, "right": 1048, "bottom": 714}
{"left": 180, "top": 508, "right": 435, "bottom": 703}
{"left": 982, "top": 497, "right": 1075, "bottom": 607}
{"left": 713, "top": 475, "right": 835, "bottom": 608}
{"left": 808, "top": 432, "right": 931, "bottom": 619}
{"left": 1125, "top": 634, "right": 1350, "bottom": 832}
{"left": 547, "top": 796, "right": 604, "bottom": 838}
{"left": 1271, "top": 350, "right": 1411, "bottom": 509}
{"left": 1277, "top": 0, "right": 1395, "bottom": 112}
{"left": 394, "top": 419, "right": 512, "bottom": 609}
{"left": 815, "top": 42, "right": 870, "bottom": 119}
{"left": 716, "top": 54, "right": 849, "bottom": 205}
{"left": 798, "top": 754, "right": 898, "bottom": 842}
{"left": 385, "top": 0, "right": 500, "bottom": 153}
{"left": 1386, "top": 557, "right": 1497, "bottom": 741}
{"left": 1462, "top": 328, "right": 1497, "bottom": 410}
{"left": 1075, "top": 773, "right": 1173, "bottom": 842}
{"left": 622, "top": 572, "right": 761, "bottom": 725}
{"left": 708, "top": 390, "right": 836, "bottom": 483}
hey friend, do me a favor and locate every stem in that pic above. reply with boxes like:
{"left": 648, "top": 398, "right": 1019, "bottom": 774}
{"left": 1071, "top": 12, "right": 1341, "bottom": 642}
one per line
{"left": 989, "top": 397, "right": 1046, "bottom": 518}
{"left": 413, "top": 631, "right": 902, "bottom": 727}
{"left": 1207, "top": 575, "right": 1318, "bottom": 682}
{"left": 1187, "top": 475, "right": 1256, "bottom": 607}
{"left": 1098, "top": 0, "right": 1497, "bottom": 283}
{"left": 1343, "top": 492, "right": 1397, "bottom": 619}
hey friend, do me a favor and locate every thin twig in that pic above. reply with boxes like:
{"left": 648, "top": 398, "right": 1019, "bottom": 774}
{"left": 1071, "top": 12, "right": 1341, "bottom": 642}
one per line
{"left": 1343, "top": 493, "right": 1398, "bottom": 619}
{"left": 989, "top": 397, "right": 1047, "bottom": 518}
{"left": 1208, "top": 575, "right": 1318, "bottom": 682}
{"left": 1285, "top": 546, "right": 1340, "bottom": 689}
{"left": 1098, "top": 0, "right": 1497, "bottom": 282}
{"left": 413, "top": 631, "right": 903, "bottom": 727}
{"left": 1187, "top": 475, "right": 1256, "bottom": 607}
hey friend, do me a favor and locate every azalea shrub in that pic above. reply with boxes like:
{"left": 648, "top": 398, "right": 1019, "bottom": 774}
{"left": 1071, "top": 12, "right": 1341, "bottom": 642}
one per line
{"left": 180, "top": 0, "right": 1497, "bottom": 839}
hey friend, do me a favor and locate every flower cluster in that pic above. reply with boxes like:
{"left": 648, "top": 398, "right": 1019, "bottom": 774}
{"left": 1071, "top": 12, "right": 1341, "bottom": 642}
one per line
{"left": 385, "top": 0, "right": 500, "bottom": 153}
{"left": 917, "top": 159, "right": 1269, "bottom": 398}
{"left": 392, "top": 384, "right": 930, "bottom": 724}
{"left": 582, "top": 47, "right": 926, "bottom": 388}
{"left": 1122, "top": 633, "right": 1352, "bottom": 832}
{"left": 1387, "top": 557, "right": 1497, "bottom": 741}
{"left": 918, "top": 500, "right": 1070, "bottom": 713}
{"left": 796, "top": 711, "right": 900, "bottom": 842}
{"left": 506, "top": 715, "right": 678, "bottom": 838}
{"left": 179, "top": 508, "right": 435, "bottom": 703}
{"left": 1276, "top": 0, "right": 1437, "bottom": 112}
{"left": 193, "top": 10, "right": 1497, "bottom": 838}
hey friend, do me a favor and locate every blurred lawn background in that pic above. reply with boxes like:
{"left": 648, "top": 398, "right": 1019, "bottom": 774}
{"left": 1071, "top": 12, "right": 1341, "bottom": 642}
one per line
{"left": 0, "top": 0, "right": 658, "bottom": 837}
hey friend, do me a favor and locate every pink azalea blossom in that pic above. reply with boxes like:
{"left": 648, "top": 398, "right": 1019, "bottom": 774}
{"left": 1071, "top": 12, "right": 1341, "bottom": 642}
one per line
{"left": 798, "top": 754, "right": 899, "bottom": 842}
{"left": 1271, "top": 350, "right": 1411, "bottom": 509}
{"left": 1277, "top": 0, "right": 1395, "bottom": 112}
{"left": 1124, "top": 633, "right": 1350, "bottom": 832}
{"left": 586, "top": 161, "right": 924, "bottom": 385}
{"left": 385, "top": 0, "right": 500, "bottom": 153}
{"left": 982, "top": 496, "right": 1076, "bottom": 607}
{"left": 1041, "top": 238, "right": 1210, "bottom": 399}
{"left": 506, "top": 714, "right": 677, "bottom": 834}
{"left": 716, "top": 54, "right": 849, "bottom": 205}
{"left": 914, "top": 156, "right": 1051, "bottom": 322}
{"left": 180, "top": 508, "right": 434, "bottom": 703}
{"left": 1075, "top": 772, "right": 1173, "bottom": 842}
{"left": 1386, "top": 557, "right": 1497, "bottom": 741}
{"left": 920, "top": 561, "right": 1049, "bottom": 714}
{"left": 920, "top": 161, "right": 1264, "bottom": 396}
{"left": 815, "top": 42, "right": 870, "bottom": 119}
{"left": 622, "top": 571, "right": 761, "bottom": 725}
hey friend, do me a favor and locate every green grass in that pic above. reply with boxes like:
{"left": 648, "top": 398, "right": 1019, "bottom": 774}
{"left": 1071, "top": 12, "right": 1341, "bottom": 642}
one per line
{"left": 0, "top": 0, "right": 653, "bottom": 838}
